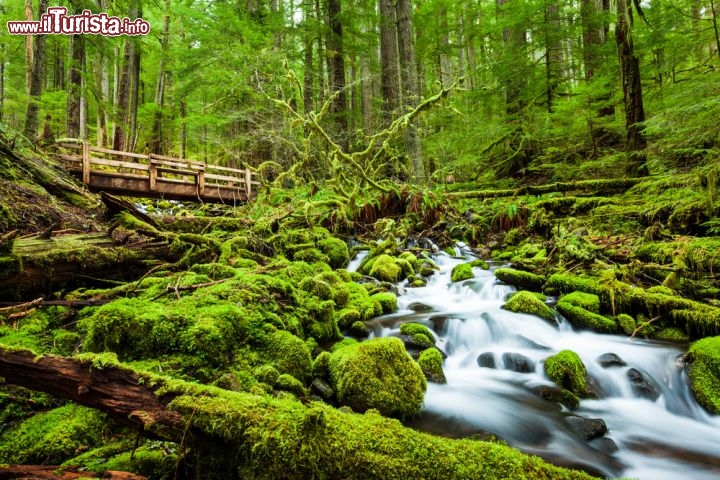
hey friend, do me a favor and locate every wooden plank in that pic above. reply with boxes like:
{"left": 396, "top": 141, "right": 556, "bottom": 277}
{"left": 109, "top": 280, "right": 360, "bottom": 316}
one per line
{"left": 82, "top": 142, "right": 90, "bottom": 184}
{"left": 149, "top": 152, "right": 206, "bottom": 166}
{"left": 89, "top": 145, "right": 149, "bottom": 160}
{"left": 207, "top": 164, "right": 247, "bottom": 175}
{"left": 198, "top": 171, "right": 205, "bottom": 196}
{"left": 204, "top": 172, "right": 245, "bottom": 183}
{"left": 56, "top": 153, "right": 81, "bottom": 162}
{"left": 150, "top": 157, "right": 205, "bottom": 170}
{"left": 89, "top": 157, "right": 149, "bottom": 171}
{"left": 149, "top": 164, "right": 157, "bottom": 191}
{"left": 245, "top": 167, "right": 252, "bottom": 196}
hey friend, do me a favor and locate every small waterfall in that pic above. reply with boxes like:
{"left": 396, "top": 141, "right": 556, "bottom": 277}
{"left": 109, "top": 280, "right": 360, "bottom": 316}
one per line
{"left": 355, "top": 249, "right": 720, "bottom": 479}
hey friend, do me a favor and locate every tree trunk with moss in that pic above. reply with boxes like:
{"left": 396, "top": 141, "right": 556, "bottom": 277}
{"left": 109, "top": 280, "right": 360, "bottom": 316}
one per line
{"left": 616, "top": 0, "right": 646, "bottom": 151}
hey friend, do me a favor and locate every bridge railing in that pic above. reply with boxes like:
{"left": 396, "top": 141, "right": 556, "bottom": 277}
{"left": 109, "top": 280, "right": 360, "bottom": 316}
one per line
{"left": 54, "top": 142, "right": 260, "bottom": 198}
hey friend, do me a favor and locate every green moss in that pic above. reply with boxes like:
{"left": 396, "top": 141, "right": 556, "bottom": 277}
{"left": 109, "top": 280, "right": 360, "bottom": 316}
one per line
{"left": 559, "top": 292, "right": 600, "bottom": 313}
{"left": 469, "top": 259, "right": 490, "bottom": 269}
{"left": 370, "top": 292, "right": 398, "bottom": 314}
{"left": 293, "top": 248, "right": 330, "bottom": 264}
{"left": 254, "top": 365, "right": 281, "bottom": 385}
{"left": 556, "top": 302, "right": 616, "bottom": 333}
{"left": 367, "top": 254, "right": 402, "bottom": 283}
{"left": 451, "top": 263, "right": 474, "bottom": 282}
{"left": 275, "top": 373, "right": 308, "bottom": 397}
{"left": 0, "top": 254, "right": 22, "bottom": 280}
{"left": 312, "top": 351, "right": 331, "bottom": 379}
{"left": 418, "top": 348, "right": 446, "bottom": 384}
{"left": 264, "top": 330, "right": 312, "bottom": 382}
{"left": 318, "top": 236, "right": 350, "bottom": 269}
{"left": 494, "top": 268, "right": 545, "bottom": 290}
{"left": 502, "top": 291, "right": 554, "bottom": 321}
{"left": 399, "top": 322, "right": 435, "bottom": 344}
{"left": 617, "top": 314, "right": 636, "bottom": 335}
{"left": 687, "top": 336, "right": 720, "bottom": 414}
{"left": 655, "top": 327, "right": 689, "bottom": 342}
{"left": 544, "top": 350, "right": 589, "bottom": 398}
{"left": 328, "top": 337, "right": 426, "bottom": 419}
{"left": 507, "top": 291, "right": 547, "bottom": 302}
{"left": 399, "top": 251, "right": 420, "bottom": 270}
{"left": 0, "top": 404, "right": 108, "bottom": 464}
{"left": 64, "top": 440, "right": 178, "bottom": 479}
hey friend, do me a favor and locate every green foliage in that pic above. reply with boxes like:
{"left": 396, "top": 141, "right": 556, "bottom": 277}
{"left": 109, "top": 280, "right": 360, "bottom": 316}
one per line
{"left": 399, "top": 322, "right": 435, "bottom": 345}
{"left": 543, "top": 350, "right": 589, "bottom": 398}
{"left": 617, "top": 314, "right": 636, "bottom": 335}
{"left": 502, "top": 291, "right": 554, "bottom": 321}
{"left": 328, "top": 337, "right": 426, "bottom": 419}
{"left": 370, "top": 292, "right": 398, "bottom": 314}
{"left": 263, "top": 330, "right": 312, "bottom": 382}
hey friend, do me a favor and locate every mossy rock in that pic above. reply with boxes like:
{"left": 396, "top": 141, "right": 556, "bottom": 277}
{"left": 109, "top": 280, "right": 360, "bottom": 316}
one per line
{"left": 328, "top": 337, "right": 426, "bottom": 419}
{"left": 507, "top": 291, "right": 547, "bottom": 302}
{"left": 655, "top": 327, "right": 689, "bottom": 343}
{"left": 559, "top": 292, "right": 600, "bottom": 313}
{"left": 370, "top": 292, "right": 398, "bottom": 314}
{"left": 451, "top": 263, "right": 474, "bottom": 282}
{"left": 367, "top": 254, "right": 403, "bottom": 283}
{"left": 399, "top": 322, "right": 435, "bottom": 345}
{"left": 544, "top": 350, "right": 590, "bottom": 398}
{"left": 502, "top": 291, "right": 554, "bottom": 321}
{"left": 318, "top": 236, "right": 350, "bottom": 269}
{"left": 494, "top": 267, "right": 545, "bottom": 290}
{"left": 418, "top": 348, "right": 446, "bottom": 384}
{"left": 264, "top": 330, "right": 312, "bottom": 382}
{"left": 275, "top": 373, "right": 308, "bottom": 397}
{"left": 469, "top": 259, "right": 490, "bottom": 269}
{"left": 617, "top": 314, "right": 636, "bottom": 335}
{"left": 556, "top": 302, "right": 616, "bottom": 333}
{"left": 686, "top": 336, "right": 720, "bottom": 414}
{"left": 0, "top": 404, "right": 107, "bottom": 464}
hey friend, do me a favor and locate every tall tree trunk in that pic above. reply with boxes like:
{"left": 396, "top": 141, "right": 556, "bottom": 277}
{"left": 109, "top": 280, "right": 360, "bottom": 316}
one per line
{"left": 327, "top": 0, "right": 348, "bottom": 137}
{"left": 0, "top": 43, "right": 4, "bottom": 122}
{"left": 397, "top": 0, "right": 425, "bottom": 182}
{"left": 379, "top": 0, "right": 400, "bottom": 121}
{"left": 581, "top": 0, "right": 601, "bottom": 80}
{"left": 545, "top": 3, "right": 563, "bottom": 113}
{"left": 53, "top": 41, "right": 64, "bottom": 90}
{"left": 711, "top": 0, "right": 720, "bottom": 63}
{"left": 437, "top": 5, "right": 451, "bottom": 87}
{"left": 150, "top": 0, "right": 171, "bottom": 154}
{"left": 24, "top": 0, "right": 49, "bottom": 140}
{"left": 616, "top": 0, "right": 646, "bottom": 150}
{"left": 66, "top": 30, "right": 85, "bottom": 139}
{"left": 360, "top": 55, "right": 373, "bottom": 133}
{"left": 24, "top": 0, "right": 33, "bottom": 96}
{"left": 496, "top": 0, "right": 527, "bottom": 115}
{"left": 315, "top": 0, "right": 326, "bottom": 100}
{"left": 303, "top": 1, "right": 314, "bottom": 115}
{"left": 113, "top": 41, "right": 131, "bottom": 151}
{"left": 180, "top": 99, "right": 187, "bottom": 158}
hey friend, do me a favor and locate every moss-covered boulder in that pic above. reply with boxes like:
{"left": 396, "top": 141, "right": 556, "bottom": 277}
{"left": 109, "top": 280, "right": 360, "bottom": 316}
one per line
{"left": 367, "top": 254, "right": 403, "bottom": 283}
{"left": 263, "top": 330, "right": 312, "bottom": 382}
{"left": 559, "top": 292, "right": 600, "bottom": 313}
{"left": 617, "top": 314, "right": 636, "bottom": 335}
{"left": 686, "top": 336, "right": 720, "bottom": 414}
{"left": 495, "top": 268, "right": 545, "bottom": 290}
{"left": 328, "top": 337, "right": 426, "bottom": 418}
{"left": 502, "top": 291, "right": 554, "bottom": 321}
{"left": 0, "top": 404, "right": 107, "bottom": 464}
{"left": 399, "top": 322, "right": 436, "bottom": 346}
{"left": 556, "top": 301, "right": 616, "bottom": 333}
{"left": 318, "top": 236, "right": 350, "bottom": 269}
{"left": 370, "top": 292, "right": 398, "bottom": 314}
{"left": 418, "top": 348, "right": 447, "bottom": 384}
{"left": 543, "top": 350, "right": 590, "bottom": 398}
{"left": 451, "top": 263, "right": 474, "bottom": 282}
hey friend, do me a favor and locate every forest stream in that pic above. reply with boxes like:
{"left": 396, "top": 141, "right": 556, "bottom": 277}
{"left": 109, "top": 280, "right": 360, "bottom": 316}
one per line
{"left": 350, "top": 247, "right": 720, "bottom": 480}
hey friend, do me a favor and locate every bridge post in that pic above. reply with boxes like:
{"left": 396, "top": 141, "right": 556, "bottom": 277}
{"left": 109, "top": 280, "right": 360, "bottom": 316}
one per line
{"left": 82, "top": 142, "right": 90, "bottom": 184}
{"left": 245, "top": 168, "right": 252, "bottom": 198}
{"left": 197, "top": 170, "right": 205, "bottom": 196}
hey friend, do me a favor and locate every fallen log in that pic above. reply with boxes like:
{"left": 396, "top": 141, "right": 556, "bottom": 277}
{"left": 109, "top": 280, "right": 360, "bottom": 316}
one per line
{"left": 0, "top": 465, "right": 147, "bottom": 480}
{"left": 446, "top": 178, "right": 643, "bottom": 199}
{"left": 0, "top": 347, "right": 595, "bottom": 480}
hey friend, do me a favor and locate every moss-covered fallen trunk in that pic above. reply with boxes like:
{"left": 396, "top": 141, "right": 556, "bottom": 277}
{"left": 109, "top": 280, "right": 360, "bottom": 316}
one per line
{"left": 447, "top": 178, "right": 642, "bottom": 200}
{"left": 0, "top": 347, "right": 594, "bottom": 480}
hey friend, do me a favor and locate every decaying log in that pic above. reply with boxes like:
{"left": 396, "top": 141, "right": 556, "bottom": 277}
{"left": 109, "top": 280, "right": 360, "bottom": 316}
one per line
{"left": 0, "top": 348, "right": 184, "bottom": 439}
{"left": 100, "top": 192, "right": 159, "bottom": 229}
{"left": 447, "top": 178, "right": 643, "bottom": 199}
{"left": 0, "top": 465, "right": 146, "bottom": 480}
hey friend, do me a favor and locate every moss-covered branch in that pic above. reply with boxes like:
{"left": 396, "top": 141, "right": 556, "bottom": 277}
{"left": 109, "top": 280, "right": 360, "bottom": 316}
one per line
{"left": 447, "top": 178, "right": 643, "bottom": 200}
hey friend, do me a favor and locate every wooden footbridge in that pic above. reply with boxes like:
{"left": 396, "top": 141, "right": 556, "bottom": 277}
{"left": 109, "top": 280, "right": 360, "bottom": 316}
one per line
{"left": 54, "top": 142, "right": 260, "bottom": 203}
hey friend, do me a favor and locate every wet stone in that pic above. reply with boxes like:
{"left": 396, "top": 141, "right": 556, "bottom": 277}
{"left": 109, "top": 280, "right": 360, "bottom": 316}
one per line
{"left": 502, "top": 352, "right": 535, "bottom": 373}
{"left": 566, "top": 415, "right": 608, "bottom": 441}
{"left": 597, "top": 352, "right": 627, "bottom": 368}
{"left": 407, "top": 302, "right": 433, "bottom": 313}
{"left": 627, "top": 368, "right": 660, "bottom": 401}
{"left": 514, "top": 335, "right": 552, "bottom": 350}
{"left": 311, "top": 378, "right": 334, "bottom": 399}
{"left": 477, "top": 352, "right": 496, "bottom": 369}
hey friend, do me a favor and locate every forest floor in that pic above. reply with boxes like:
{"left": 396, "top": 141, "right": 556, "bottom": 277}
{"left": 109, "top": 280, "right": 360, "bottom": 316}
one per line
{"left": 1, "top": 130, "right": 719, "bottom": 479}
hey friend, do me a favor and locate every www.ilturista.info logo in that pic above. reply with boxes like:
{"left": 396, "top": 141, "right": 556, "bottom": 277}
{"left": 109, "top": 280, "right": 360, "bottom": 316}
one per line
{"left": 7, "top": 7, "right": 150, "bottom": 36}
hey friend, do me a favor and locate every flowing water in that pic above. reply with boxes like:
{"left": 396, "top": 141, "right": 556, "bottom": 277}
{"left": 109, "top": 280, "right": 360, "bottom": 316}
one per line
{"left": 351, "top": 246, "right": 720, "bottom": 479}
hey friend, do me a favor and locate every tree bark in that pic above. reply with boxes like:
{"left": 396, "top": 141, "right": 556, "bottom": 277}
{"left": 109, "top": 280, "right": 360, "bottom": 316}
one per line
{"left": 616, "top": 0, "right": 646, "bottom": 150}
{"left": 150, "top": 0, "right": 171, "bottom": 154}
{"left": 66, "top": 32, "right": 85, "bottom": 139}
{"left": 379, "top": 0, "right": 400, "bottom": 122}
{"left": 545, "top": 3, "right": 563, "bottom": 113}
{"left": 327, "top": 0, "right": 348, "bottom": 137}
{"left": 397, "top": 0, "right": 425, "bottom": 182}
{"left": 24, "top": 0, "right": 49, "bottom": 140}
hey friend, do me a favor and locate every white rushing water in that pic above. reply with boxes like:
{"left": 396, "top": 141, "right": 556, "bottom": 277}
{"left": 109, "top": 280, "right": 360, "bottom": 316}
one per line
{"left": 354, "top": 246, "right": 720, "bottom": 479}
